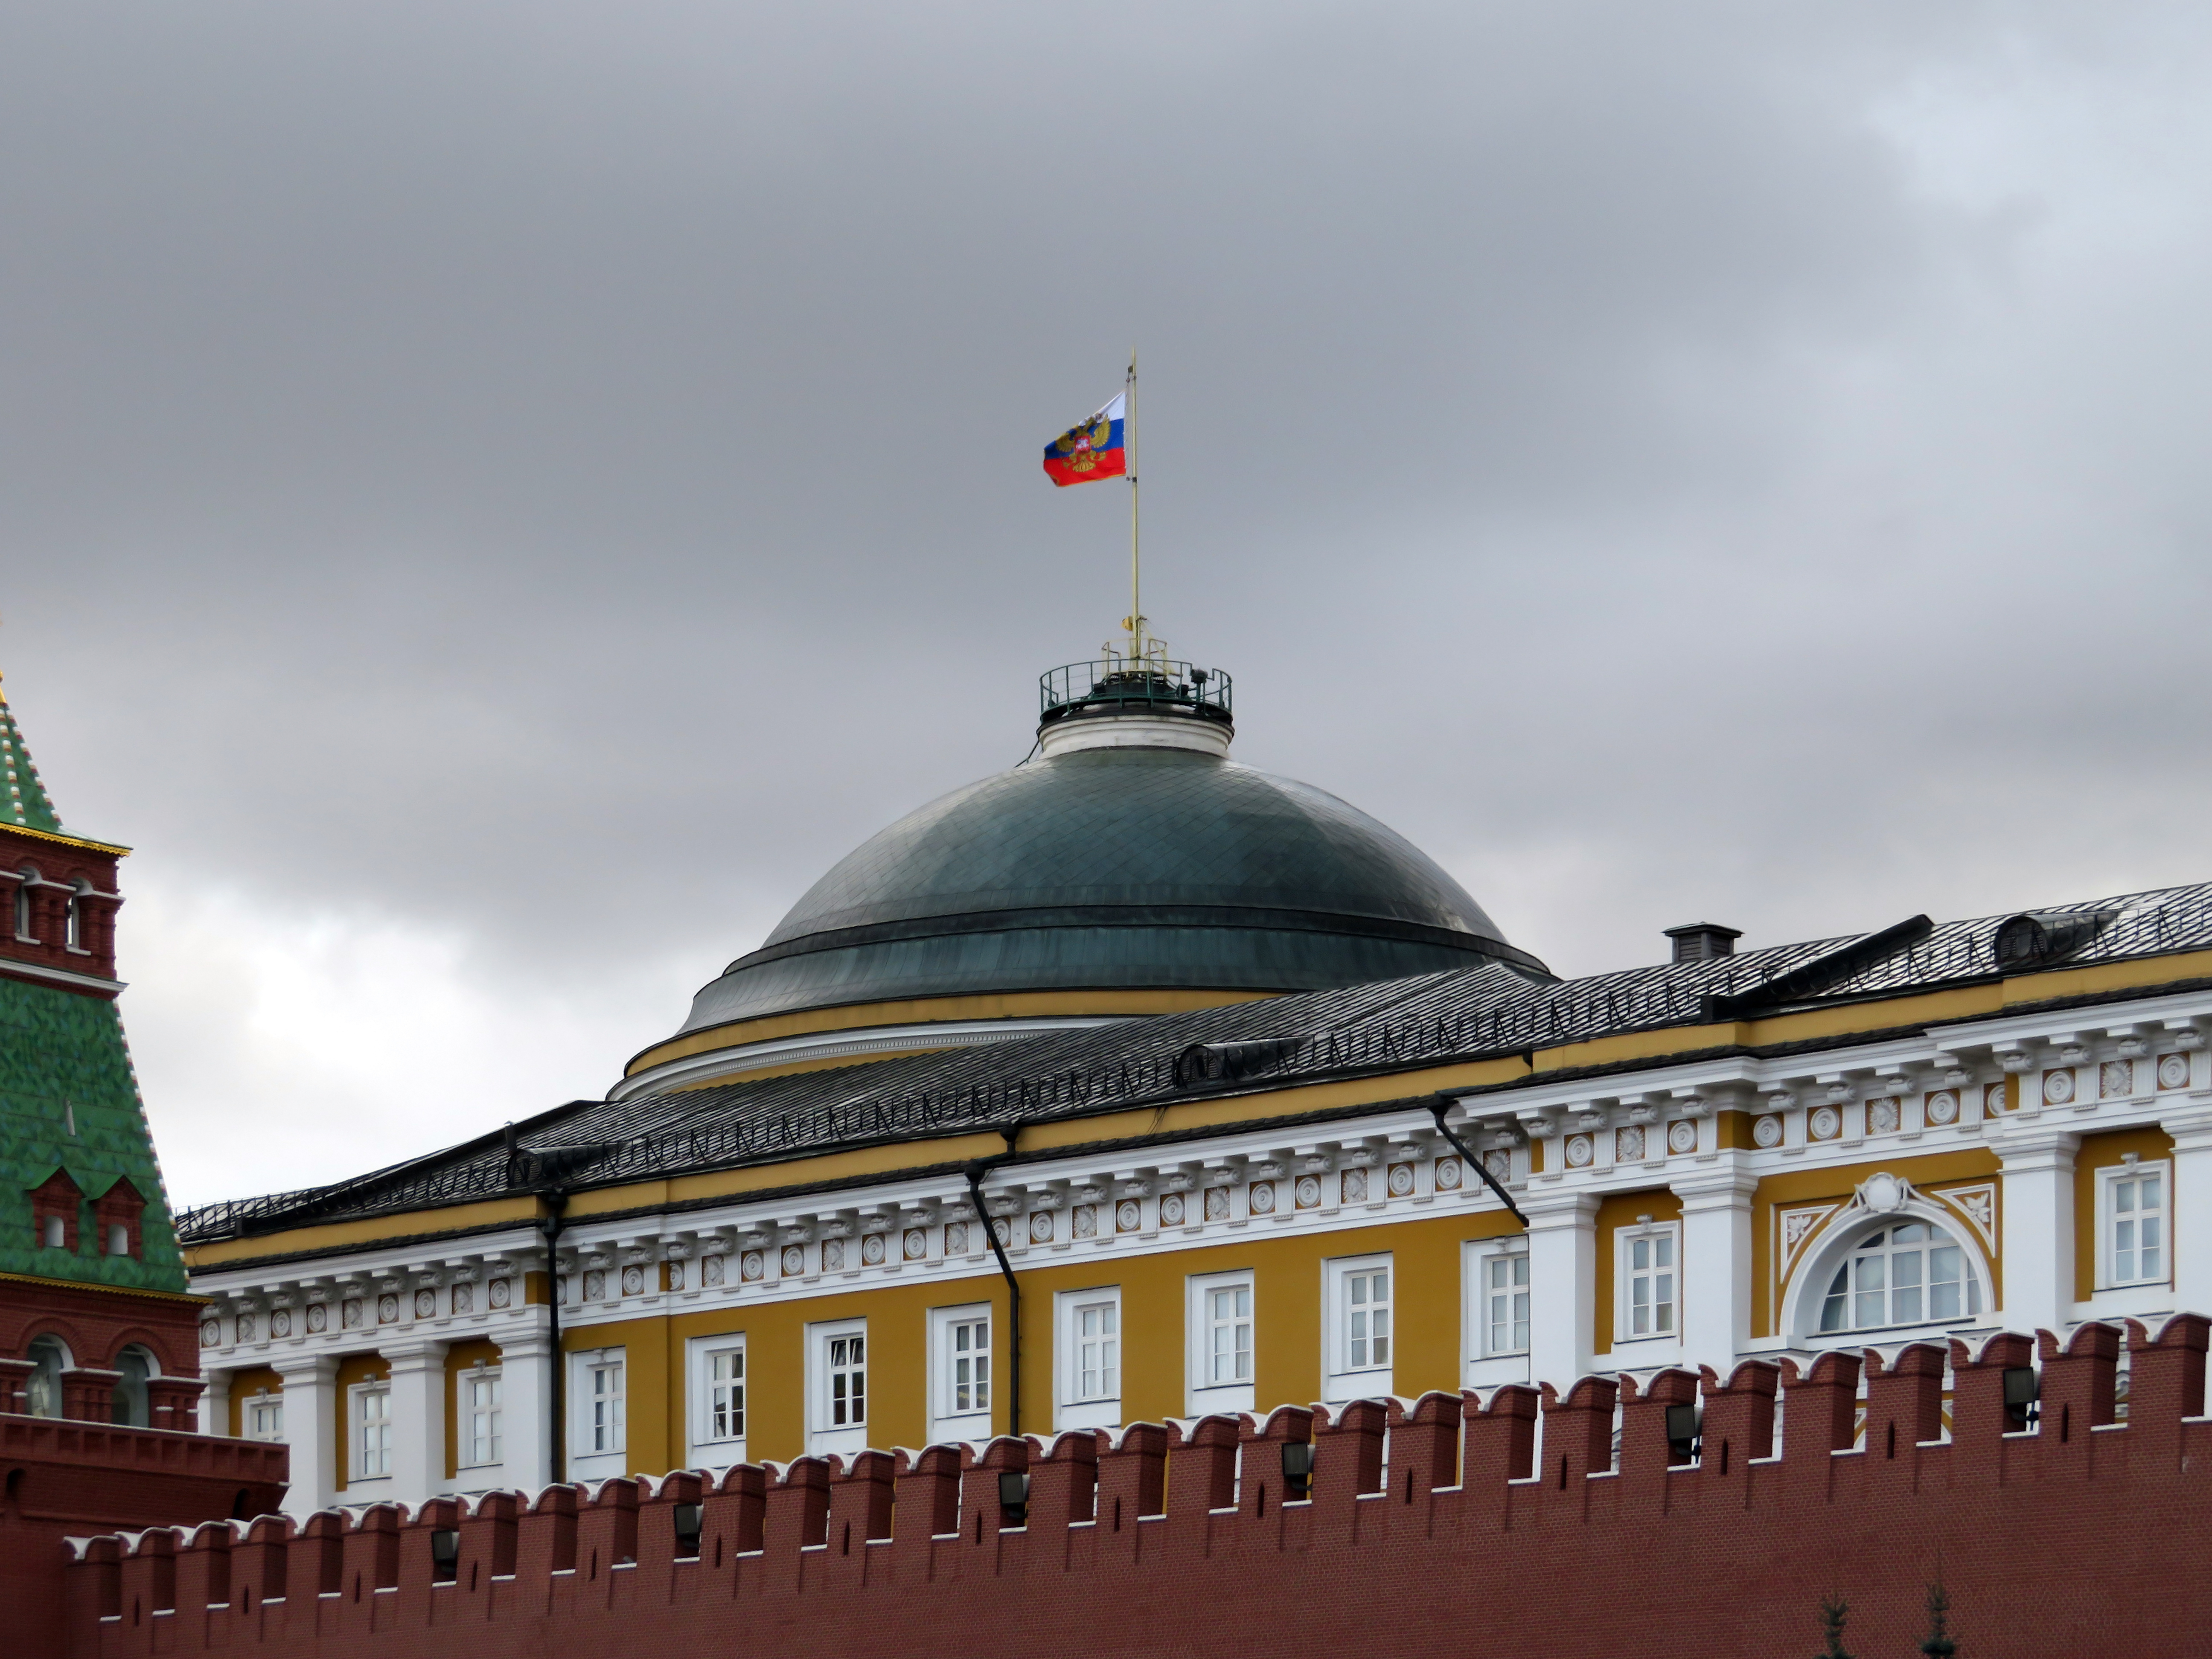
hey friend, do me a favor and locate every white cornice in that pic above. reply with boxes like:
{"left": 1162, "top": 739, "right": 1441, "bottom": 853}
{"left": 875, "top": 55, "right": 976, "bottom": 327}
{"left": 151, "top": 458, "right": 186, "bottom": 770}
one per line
{"left": 0, "top": 955, "right": 124, "bottom": 994}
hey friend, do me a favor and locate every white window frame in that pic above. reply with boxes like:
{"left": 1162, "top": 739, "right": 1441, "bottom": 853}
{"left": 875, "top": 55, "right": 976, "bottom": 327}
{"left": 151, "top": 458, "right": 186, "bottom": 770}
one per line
{"left": 242, "top": 1389, "right": 285, "bottom": 1444}
{"left": 927, "top": 1303, "right": 992, "bottom": 1446}
{"left": 459, "top": 1364, "right": 504, "bottom": 1470}
{"left": 1615, "top": 1221, "right": 1681, "bottom": 1346}
{"left": 1322, "top": 1253, "right": 1394, "bottom": 1404}
{"left": 2099, "top": 1160, "right": 2171, "bottom": 1289}
{"left": 1186, "top": 1269, "right": 1256, "bottom": 1417}
{"left": 1473, "top": 1241, "right": 1531, "bottom": 1357}
{"left": 1813, "top": 1220, "right": 1982, "bottom": 1333}
{"left": 807, "top": 1317, "right": 868, "bottom": 1455}
{"left": 568, "top": 1347, "right": 627, "bottom": 1473}
{"left": 350, "top": 1380, "right": 392, "bottom": 1484}
{"left": 687, "top": 1333, "right": 748, "bottom": 1464}
{"left": 1054, "top": 1286, "right": 1122, "bottom": 1431}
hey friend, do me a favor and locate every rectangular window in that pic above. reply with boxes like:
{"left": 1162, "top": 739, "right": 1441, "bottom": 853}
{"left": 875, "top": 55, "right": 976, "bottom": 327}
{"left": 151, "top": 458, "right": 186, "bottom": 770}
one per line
{"left": 950, "top": 1316, "right": 990, "bottom": 1413}
{"left": 1323, "top": 1253, "right": 1394, "bottom": 1401}
{"left": 1619, "top": 1224, "right": 1679, "bottom": 1341}
{"left": 1187, "top": 1270, "right": 1257, "bottom": 1415}
{"left": 827, "top": 1332, "right": 866, "bottom": 1427}
{"left": 1345, "top": 1267, "right": 1391, "bottom": 1368}
{"left": 710, "top": 1348, "right": 745, "bottom": 1440}
{"left": 588, "top": 1358, "right": 626, "bottom": 1453}
{"left": 928, "top": 1305, "right": 992, "bottom": 1443}
{"left": 1054, "top": 1287, "right": 1123, "bottom": 1431}
{"left": 462, "top": 1370, "right": 503, "bottom": 1467}
{"left": 244, "top": 1392, "right": 285, "bottom": 1442}
{"left": 1486, "top": 1252, "right": 1531, "bottom": 1355}
{"left": 1073, "top": 1299, "right": 1119, "bottom": 1400}
{"left": 686, "top": 1334, "right": 748, "bottom": 1461}
{"left": 2105, "top": 1161, "right": 2170, "bottom": 1288}
{"left": 1208, "top": 1284, "right": 1253, "bottom": 1385}
{"left": 355, "top": 1384, "right": 391, "bottom": 1478}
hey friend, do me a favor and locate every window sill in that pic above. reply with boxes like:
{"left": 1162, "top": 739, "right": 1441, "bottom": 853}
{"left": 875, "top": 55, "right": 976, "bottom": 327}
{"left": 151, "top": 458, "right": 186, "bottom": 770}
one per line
{"left": 1801, "top": 1315, "right": 1983, "bottom": 1347}
{"left": 1465, "top": 1353, "right": 1530, "bottom": 1388}
{"left": 1055, "top": 1397, "right": 1120, "bottom": 1432}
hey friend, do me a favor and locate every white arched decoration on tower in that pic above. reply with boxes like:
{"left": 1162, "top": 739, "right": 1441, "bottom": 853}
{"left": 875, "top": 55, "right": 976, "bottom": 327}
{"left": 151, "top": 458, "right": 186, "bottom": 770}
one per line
{"left": 1779, "top": 1173, "right": 1996, "bottom": 1346}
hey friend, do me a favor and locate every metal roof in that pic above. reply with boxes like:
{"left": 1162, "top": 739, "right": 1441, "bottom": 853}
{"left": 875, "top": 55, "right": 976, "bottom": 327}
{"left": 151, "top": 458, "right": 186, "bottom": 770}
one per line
{"left": 676, "top": 745, "right": 1543, "bottom": 1032}
{"left": 177, "top": 879, "right": 2212, "bottom": 1246}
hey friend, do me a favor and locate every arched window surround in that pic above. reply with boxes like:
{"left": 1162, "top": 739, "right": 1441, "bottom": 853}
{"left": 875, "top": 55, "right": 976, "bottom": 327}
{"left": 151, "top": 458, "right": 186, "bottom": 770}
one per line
{"left": 24, "top": 1333, "right": 73, "bottom": 1418}
{"left": 1780, "top": 1174, "right": 1995, "bottom": 1347}
{"left": 11, "top": 867, "right": 37, "bottom": 942}
{"left": 111, "top": 1345, "right": 157, "bottom": 1427}
{"left": 65, "top": 879, "right": 90, "bottom": 952}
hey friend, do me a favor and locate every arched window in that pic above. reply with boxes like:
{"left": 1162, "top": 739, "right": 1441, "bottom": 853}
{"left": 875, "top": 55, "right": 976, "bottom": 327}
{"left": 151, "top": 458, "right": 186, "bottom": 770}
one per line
{"left": 12, "top": 871, "right": 33, "bottom": 942}
{"left": 1818, "top": 1220, "right": 1982, "bottom": 1332}
{"left": 25, "top": 1335, "right": 69, "bottom": 1417}
{"left": 65, "top": 883, "right": 86, "bottom": 951}
{"left": 111, "top": 1346, "right": 154, "bottom": 1427}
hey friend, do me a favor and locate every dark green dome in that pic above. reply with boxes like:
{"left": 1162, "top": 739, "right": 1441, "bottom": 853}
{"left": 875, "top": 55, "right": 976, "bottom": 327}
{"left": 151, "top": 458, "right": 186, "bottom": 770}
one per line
{"left": 677, "top": 746, "right": 1548, "bottom": 1033}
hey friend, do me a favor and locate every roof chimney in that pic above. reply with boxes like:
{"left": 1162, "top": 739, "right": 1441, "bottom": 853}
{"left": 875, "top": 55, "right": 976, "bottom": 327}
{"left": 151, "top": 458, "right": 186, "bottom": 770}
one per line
{"left": 1663, "top": 922, "right": 1741, "bottom": 963}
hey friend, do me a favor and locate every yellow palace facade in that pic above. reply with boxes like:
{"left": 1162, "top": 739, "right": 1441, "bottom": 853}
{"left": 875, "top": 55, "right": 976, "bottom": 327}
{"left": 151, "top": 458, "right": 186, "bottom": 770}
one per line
{"left": 180, "top": 657, "right": 2212, "bottom": 1513}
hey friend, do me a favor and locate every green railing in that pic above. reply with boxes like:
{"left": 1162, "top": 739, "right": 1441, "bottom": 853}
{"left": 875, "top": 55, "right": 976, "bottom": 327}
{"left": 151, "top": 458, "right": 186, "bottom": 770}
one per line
{"left": 1039, "top": 659, "right": 1233, "bottom": 726}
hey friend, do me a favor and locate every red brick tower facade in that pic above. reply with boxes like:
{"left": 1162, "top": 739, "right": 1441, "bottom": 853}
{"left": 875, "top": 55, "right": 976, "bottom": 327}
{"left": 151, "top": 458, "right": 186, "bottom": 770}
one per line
{"left": 0, "top": 667, "right": 286, "bottom": 1650}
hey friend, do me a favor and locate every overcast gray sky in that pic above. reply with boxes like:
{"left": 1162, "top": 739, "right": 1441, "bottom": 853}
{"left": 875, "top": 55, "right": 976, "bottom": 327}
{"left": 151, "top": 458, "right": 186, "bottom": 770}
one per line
{"left": 3, "top": 0, "right": 2207, "bottom": 1208}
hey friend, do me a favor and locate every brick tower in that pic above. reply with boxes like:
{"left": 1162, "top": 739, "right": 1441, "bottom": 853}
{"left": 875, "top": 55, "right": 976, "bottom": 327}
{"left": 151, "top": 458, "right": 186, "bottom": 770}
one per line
{"left": 0, "top": 667, "right": 203, "bottom": 1426}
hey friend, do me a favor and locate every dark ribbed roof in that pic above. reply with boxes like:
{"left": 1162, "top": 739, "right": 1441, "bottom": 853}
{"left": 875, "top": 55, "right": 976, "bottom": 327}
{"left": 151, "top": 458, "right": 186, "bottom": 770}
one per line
{"left": 674, "top": 746, "right": 1545, "bottom": 1032}
{"left": 179, "top": 880, "right": 2212, "bottom": 1246}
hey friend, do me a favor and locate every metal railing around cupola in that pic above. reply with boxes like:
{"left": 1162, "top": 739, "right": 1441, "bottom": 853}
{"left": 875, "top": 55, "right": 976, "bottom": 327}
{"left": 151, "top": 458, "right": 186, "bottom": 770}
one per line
{"left": 1037, "top": 659, "right": 1231, "bottom": 726}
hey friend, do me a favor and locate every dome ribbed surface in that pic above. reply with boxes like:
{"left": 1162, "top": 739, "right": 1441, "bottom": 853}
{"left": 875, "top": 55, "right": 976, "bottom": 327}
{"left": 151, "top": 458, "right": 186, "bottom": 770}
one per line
{"left": 678, "top": 746, "right": 1542, "bottom": 1034}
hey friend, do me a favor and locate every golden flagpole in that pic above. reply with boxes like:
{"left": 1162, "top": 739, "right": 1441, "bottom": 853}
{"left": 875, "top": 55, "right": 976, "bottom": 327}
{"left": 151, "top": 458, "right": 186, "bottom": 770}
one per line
{"left": 1126, "top": 348, "right": 1141, "bottom": 665}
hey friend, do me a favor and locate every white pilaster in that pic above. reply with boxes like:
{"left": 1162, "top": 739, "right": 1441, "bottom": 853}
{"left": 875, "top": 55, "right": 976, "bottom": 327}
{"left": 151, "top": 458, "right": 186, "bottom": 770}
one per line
{"left": 2161, "top": 1106, "right": 2212, "bottom": 1316}
{"left": 495, "top": 1315, "right": 556, "bottom": 1493}
{"left": 1523, "top": 1191, "right": 1599, "bottom": 1389}
{"left": 382, "top": 1338, "right": 451, "bottom": 1512}
{"left": 269, "top": 1354, "right": 339, "bottom": 1518}
{"left": 197, "top": 1366, "right": 232, "bottom": 1438}
{"left": 1998, "top": 1125, "right": 2080, "bottom": 1336}
{"left": 1673, "top": 1164, "right": 1759, "bottom": 1376}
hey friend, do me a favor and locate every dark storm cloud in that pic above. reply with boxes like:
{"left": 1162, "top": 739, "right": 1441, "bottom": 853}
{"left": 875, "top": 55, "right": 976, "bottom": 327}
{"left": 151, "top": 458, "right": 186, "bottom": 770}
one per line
{"left": 0, "top": 0, "right": 2206, "bottom": 1198}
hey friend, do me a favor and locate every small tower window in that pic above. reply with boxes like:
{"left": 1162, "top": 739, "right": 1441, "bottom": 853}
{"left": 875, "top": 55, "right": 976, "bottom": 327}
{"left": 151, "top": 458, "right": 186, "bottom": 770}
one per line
{"left": 42, "top": 1214, "right": 64, "bottom": 1249}
{"left": 12, "top": 874, "right": 33, "bottom": 941}
{"left": 108, "top": 1222, "right": 131, "bottom": 1257}
{"left": 25, "top": 1335, "right": 67, "bottom": 1417}
{"left": 65, "top": 886, "right": 85, "bottom": 951}
{"left": 112, "top": 1346, "right": 154, "bottom": 1427}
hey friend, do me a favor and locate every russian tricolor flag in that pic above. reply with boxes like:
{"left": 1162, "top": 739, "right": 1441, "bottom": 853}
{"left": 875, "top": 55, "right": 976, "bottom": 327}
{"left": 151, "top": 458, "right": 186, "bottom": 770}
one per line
{"left": 1042, "top": 393, "right": 1127, "bottom": 487}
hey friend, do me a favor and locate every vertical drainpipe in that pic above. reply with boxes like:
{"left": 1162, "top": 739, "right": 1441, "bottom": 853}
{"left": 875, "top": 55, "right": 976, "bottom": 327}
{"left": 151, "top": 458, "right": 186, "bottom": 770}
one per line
{"left": 965, "top": 1128, "right": 1024, "bottom": 1440}
{"left": 540, "top": 1187, "right": 570, "bottom": 1484}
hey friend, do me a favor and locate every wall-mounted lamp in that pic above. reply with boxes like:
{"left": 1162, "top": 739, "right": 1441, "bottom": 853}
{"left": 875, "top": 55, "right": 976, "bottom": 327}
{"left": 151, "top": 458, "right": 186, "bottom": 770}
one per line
{"left": 673, "top": 1502, "right": 703, "bottom": 1558}
{"left": 430, "top": 1529, "right": 460, "bottom": 1583}
{"left": 1280, "top": 1440, "right": 1315, "bottom": 1501}
{"left": 2002, "top": 1366, "right": 2040, "bottom": 1432}
{"left": 1664, "top": 1403, "right": 1701, "bottom": 1465}
{"left": 998, "top": 1470, "right": 1030, "bottom": 1526}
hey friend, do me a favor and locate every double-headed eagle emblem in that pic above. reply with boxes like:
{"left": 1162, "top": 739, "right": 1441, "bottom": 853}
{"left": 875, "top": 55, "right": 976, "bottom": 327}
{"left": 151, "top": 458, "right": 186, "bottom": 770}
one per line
{"left": 1051, "top": 413, "right": 1114, "bottom": 473}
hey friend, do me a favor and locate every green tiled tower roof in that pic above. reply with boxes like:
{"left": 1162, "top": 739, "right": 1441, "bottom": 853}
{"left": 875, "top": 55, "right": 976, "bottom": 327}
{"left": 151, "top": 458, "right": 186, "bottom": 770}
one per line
{"left": 0, "top": 979, "right": 186, "bottom": 1292}
{"left": 0, "top": 672, "right": 186, "bottom": 1295}
{"left": 0, "top": 675, "right": 66, "bottom": 834}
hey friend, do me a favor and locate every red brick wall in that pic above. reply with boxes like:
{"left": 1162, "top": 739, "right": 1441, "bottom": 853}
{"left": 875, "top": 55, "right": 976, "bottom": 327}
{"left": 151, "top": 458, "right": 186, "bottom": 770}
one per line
{"left": 0, "top": 1416, "right": 286, "bottom": 1657}
{"left": 48, "top": 1315, "right": 2212, "bottom": 1659}
{"left": 0, "top": 825, "right": 123, "bottom": 987}
{"left": 0, "top": 1275, "right": 206, "bottom": 1414}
